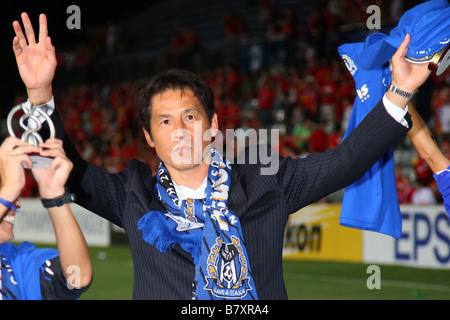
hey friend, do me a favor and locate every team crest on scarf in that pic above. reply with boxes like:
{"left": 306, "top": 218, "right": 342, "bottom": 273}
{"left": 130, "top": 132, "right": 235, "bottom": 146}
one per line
{"left": 204, "top": 236, "right": 252, "bottom": 299}
{"left": 137, "top": 148, "right": 258, "bottom": 299}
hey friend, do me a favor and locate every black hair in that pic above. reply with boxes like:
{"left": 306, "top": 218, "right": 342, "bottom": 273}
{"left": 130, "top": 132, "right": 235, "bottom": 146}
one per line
{"left": 138, "top": 69, "right": 216, "bottom": 135}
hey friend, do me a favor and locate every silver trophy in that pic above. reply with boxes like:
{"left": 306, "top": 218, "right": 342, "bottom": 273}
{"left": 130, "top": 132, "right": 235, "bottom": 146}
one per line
{"left": 406, "top": 44, "right": 450, "bottom": 76}
{"left": 429, "top": 44, "right": 450, "bottom": 76}
{"left": 6, "top": 101, "right": 55, "bottom": 168}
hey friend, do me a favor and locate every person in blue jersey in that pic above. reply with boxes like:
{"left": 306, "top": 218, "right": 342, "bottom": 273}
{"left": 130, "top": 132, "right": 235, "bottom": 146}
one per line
{"left": 337, "top": 0, "right": 449, "bottom": 237}
{"left": 0, "top": 136, "right": 92, "bottom": 300}
{"left": 10, "top": 12, "right": 432, "bottom": 300}
{"left": 406, "top": 102, "right": 450, "bottom": 214}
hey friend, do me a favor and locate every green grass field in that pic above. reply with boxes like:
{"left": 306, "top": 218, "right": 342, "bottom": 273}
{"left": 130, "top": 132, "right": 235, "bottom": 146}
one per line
{"left": 80, "top": 245, "right": 450, "bottom": 300}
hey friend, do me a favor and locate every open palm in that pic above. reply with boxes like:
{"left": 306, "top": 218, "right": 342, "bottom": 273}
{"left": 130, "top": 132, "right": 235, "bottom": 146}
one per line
{"left": 12, "top": 13, "right": 57, "bottom": 91}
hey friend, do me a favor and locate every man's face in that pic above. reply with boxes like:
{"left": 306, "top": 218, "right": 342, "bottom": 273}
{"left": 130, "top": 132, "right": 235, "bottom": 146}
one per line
{"left": 143, "top": 88, "right": 218, "bottom": 174}
{"left": 0, "top": 200, "right": 19, "bottom": 244}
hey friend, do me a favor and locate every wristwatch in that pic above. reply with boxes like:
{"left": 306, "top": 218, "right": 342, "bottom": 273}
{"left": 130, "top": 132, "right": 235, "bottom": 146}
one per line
{"left": 388, "top": 83, "right": 418, "bottom": 99}
{"left": 41, "top": 191, "right": 76, "bottom": 208}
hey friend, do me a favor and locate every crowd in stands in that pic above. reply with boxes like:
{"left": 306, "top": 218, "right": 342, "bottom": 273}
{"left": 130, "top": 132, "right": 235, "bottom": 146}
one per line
{"left": 4, "top": 0, "right": 449, "bottom": 205}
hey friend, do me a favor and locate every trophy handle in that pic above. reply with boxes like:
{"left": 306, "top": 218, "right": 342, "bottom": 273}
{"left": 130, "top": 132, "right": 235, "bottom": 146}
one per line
{"left": 6, "top": 104, "right": 23, "bottom": 139}
{"left": 429, "top": 44, "right": 450, "bottom": 76}
{"left": 6, "top": 102, "right": 56, "bottom": 146}
{"left": 34, "top": 105, "right": 56, "bottom": 141}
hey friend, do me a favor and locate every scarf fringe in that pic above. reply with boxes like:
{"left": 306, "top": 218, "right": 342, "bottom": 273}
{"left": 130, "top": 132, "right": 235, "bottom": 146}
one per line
{"left": 137, "top": 211, "right": 202, "bottom": 264}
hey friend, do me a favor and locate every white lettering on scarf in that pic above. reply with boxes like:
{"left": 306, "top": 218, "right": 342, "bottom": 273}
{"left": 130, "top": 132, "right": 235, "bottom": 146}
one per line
{"left": 165, "top": 213, "right": 204, "bottom": 231}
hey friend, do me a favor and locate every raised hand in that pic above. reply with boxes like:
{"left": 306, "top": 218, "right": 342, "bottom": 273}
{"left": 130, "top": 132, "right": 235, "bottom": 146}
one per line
{"left": 387, "top": 34, "right": 433, "bottom": 109}
{"left": 12, "top": 13, "right": 57, "bottom": 104}
{"left": 390, "top": 34, "right": 432, "bottom": 93}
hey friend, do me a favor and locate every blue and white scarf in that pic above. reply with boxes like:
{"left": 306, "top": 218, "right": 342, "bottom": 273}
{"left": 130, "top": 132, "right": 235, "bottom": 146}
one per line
{"left": 137, "top": 149, "right": 258, "bottom": 300}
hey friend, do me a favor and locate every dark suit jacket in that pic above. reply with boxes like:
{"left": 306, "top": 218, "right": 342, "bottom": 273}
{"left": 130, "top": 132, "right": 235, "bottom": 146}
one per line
{"left": 51, "top": 99, "right": 410, "bottom": 299}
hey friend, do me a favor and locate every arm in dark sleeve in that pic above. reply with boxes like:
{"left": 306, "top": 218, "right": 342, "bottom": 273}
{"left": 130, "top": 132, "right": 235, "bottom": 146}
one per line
{"left": 50, "top": 109, "right": 127, "bottom": 227}
{"left": 279, "top": 98, "right": 411, "bottom": 213}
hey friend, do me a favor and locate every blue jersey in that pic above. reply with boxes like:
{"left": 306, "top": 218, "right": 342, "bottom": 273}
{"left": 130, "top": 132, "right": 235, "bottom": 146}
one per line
{"left": 0, "top": 242, "right": 58, "bottom": 300}
{"left": 338, "top": 0, "right": 450, "bottom": 238}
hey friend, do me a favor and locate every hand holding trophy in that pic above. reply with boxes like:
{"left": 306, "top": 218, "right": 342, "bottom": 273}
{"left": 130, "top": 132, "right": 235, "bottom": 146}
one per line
{"left": 10, "top": 12, "right": 58, "bottom": 168}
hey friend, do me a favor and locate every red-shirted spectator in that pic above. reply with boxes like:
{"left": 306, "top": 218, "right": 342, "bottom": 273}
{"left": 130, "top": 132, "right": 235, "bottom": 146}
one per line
{"left": 257, "top": 77, "right": 276, "bottom": 128}
{"left": 309, "top": 121, "right": 328, "bottom": 153}
{"left": 412, "top": 157, "right": 434, "bottom": 186}
{"left": 397, "top": 175, "right": 415, "bottom": 204}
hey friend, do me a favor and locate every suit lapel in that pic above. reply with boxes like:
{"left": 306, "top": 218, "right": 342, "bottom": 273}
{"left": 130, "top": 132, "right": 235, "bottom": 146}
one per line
{"left": 134, "top": 169, "right": 195, "bottom": 262}
{"left": 131, "top": 168, "right": 165, "bottom": 215}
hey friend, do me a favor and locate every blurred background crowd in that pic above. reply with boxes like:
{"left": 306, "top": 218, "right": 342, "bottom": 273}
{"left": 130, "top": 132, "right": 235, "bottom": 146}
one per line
{"left": 1, "top": 0, "right": 449, "bottom": 205}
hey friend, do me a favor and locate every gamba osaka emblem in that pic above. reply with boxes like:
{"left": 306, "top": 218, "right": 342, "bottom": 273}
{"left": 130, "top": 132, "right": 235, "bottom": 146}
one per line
{"left": 204, "top": 236, "right": 252, "bottom": 299}
{"left": 342, "top": 54, "right": 358, "bottom": 75}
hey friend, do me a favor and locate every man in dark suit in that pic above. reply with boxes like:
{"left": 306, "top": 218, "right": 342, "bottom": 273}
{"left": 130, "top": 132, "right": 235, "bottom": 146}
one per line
{"left": 11, "top": 13, "right": 432, "bottom": 299}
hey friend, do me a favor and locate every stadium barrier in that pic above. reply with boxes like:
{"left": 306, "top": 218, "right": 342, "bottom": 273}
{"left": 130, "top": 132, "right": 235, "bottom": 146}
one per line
{"left": 12, "top": 199, "right": 110, "bottom": 247}
{"left": 283, "top": 204, "right": 450, "bottom": 269}
{"left": 12, "top": 199, "right": 450, "bottom": 269}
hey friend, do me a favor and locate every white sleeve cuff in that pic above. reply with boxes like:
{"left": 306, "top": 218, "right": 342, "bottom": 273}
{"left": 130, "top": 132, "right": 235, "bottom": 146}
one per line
{"left": 25, "top": 96, "right": 55, "bottom": 130}
{"left": 382, "top": 93, "right": 409, "bottom": 128}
